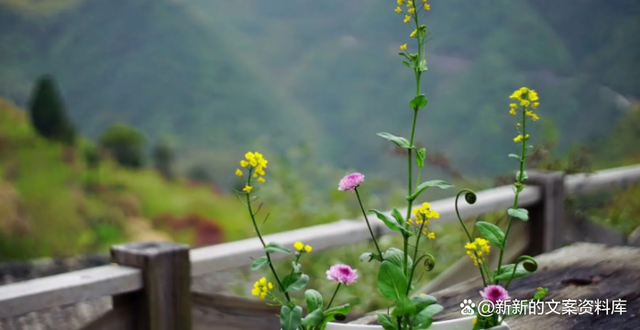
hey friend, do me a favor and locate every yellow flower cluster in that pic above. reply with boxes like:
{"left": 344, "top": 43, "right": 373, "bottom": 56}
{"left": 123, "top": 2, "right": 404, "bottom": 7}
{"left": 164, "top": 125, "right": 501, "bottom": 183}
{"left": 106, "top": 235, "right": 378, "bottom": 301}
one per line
{"left": 294, "top": 241, "right": 313, "bottom": 253}
{"left": 465, "top": 238, "right": 491, "bottom": 266}
{"left": 251, "top": 277, "right": 273, "bottom": 300}
{"left": 508, "top": 87, "right": 540, "bottom": 119}
{"left": 513, "top": 134, "right": 530, "bottom": 143}
{"left": 235, "top": 151, "right": 269, "bottom": 193}
{"left": 394, "top": 0, "right": 430, "bottom": 19}
{"left": 407, "top": 202, "right": 439, "bottom": 240}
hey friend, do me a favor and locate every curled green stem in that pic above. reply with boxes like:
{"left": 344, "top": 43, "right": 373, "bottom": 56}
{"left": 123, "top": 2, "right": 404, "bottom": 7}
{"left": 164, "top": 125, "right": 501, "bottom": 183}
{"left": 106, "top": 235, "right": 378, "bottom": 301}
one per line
{"left": 505, "top": 255, "right": 538, "bottom": 289}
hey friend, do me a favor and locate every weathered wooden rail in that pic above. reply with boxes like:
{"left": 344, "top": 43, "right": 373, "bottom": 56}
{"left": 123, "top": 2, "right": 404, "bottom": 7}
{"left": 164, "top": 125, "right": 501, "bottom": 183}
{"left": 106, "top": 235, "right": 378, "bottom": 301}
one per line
{"left": 0, "top": 164, "right": 639, "bottom": 330}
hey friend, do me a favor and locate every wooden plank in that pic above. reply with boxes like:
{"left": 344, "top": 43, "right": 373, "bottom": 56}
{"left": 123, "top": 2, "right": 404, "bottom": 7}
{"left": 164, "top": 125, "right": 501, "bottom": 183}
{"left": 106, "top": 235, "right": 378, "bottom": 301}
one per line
{"left": 527, "top": 171, "right": 566, "bottom": 254}
{"left": 0, "top": 265, "right": 142, "bottom": 319}
{"left": 111, "top": 241, "right": 192, "bottom": 330}
{"left": 565, "top": 163, "right": 640, "bottom": 194}
{"left": 80, "top": 302, "right": 136, "bottom": 330}
{"left": 190, "top": 220, "right": 373, "bottom": 276}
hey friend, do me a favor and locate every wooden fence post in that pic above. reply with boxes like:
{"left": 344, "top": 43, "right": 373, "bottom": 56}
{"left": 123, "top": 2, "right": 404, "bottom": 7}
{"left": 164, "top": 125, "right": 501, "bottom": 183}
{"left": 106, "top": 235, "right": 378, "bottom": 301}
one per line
{"left": 110, "top": 241, "right": 192, "bottom": 330}
{"left": 525, "top": 171, "right": 566, "bottom": 256}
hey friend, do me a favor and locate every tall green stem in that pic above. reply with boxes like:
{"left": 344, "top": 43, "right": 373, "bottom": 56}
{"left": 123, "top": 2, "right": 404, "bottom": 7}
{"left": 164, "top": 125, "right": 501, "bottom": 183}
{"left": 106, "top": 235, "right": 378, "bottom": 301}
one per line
{"left": 246, "top": 192, "right": 290, "bottom": 302}
{"left": 355, "top": 188, "right": 383, "bottom": 259}
{"left": 326, "top": 283, "right": 342, "bottom": 310}
{"left": 495, "top": 106, "right": 527, "bottom": 283}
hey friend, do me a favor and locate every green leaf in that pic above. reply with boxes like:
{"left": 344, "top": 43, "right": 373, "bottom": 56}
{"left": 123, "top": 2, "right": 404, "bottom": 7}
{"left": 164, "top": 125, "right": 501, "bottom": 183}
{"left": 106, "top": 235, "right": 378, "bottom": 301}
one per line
{"left": 409, "top": 94, "right": 428, "bottom": 109}
{"left": 402, "top": 61, "right": 412, "bottom": 68}
{"left": 377, "top": 261, "right": 408, "bottom": 302}
{"left": 516, "top": 170, "right": 528, "bottom": 181}
{"left": 418, "top": 59, "right": 428, "bottom": 72}
{"left": 281, "top": 273, "right": 309, "bottom": 292}
{"left": 508, "top": 154, "right": 521, "bottom": 160}
{"left": 305, "top": 289, "right": 323, "bottom": 312}
{"left": 377, "top": 132, "right": 412, "bottom": 149}
{"left": 411, "top": 295, "right": 437, "bottom": 314}
{"left": 391, "top": 208, "right": 405, "bottom": 226}
{"left": 416, "top": 148, "right": 426, "bottom": 168}
{"left": 533, "top": 287, "right": 549, "bottom": 300}
{"left": 250, "top": 256, "right": 269, "bottom": 270}
{"left": 494, "top": 264, "right": 530, "bottom": 281}
{"left": 322, "top": 304, "right": 351, "bottom": 324}
{"left": 382, "top": 248, "right": 413, "bottom": 269}
{"left": 376, "top": 313, "right": 399, "bottom": 330}
{"left": 507, "top": 208, "right": 529, "bottom": 221}
{"left": 370, "top": 209, "right": 402, "bottom": 232}
{"left": 412, "top": 304, "right": 443, "bottom": 328}
{"left": 264, "top": 242, "right": 291, "bottom": 254}
{"left": 476, "top": 221, "right": 505, "bottom": 249}
{"left": 359, "top": 252, "right": 382, "bottom": 263}
{"left": 292, "top": 261, "right": 301, "bottom": 272}
{"left": 391, "top": 296, "right": 415, "bottom": 317}
{"left": 280, "top": 305, "right": 302, "bottom": 330}
{"left": 407, "top": 180, "right": 454, "bottom": 201}
{"left": 301, "top": 308, "right": 324, "bottom": 327}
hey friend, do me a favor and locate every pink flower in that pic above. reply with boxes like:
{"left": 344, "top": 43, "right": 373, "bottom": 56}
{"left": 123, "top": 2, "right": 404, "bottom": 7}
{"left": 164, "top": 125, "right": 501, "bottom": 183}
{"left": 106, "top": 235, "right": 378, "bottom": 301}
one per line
{"left": 338, "top": 173, "right": 365, "bottom": 193}
{"left": 326, "top": 264, "right": 358, "bottom": 285}
{"left": 479, "top": 285, "right": 511, "bottom": 303}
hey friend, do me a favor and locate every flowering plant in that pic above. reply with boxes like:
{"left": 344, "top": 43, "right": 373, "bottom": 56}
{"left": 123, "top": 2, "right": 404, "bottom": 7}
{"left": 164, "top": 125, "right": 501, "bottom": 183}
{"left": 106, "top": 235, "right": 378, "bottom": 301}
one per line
{"left": 235, "top": 151, "right": 358, "bottom": 330}
{"left": 454, "top": 87, "right": 549, "bottom": 329}
{"left": 339, "top": 1, "right": 456, "bottom": 329}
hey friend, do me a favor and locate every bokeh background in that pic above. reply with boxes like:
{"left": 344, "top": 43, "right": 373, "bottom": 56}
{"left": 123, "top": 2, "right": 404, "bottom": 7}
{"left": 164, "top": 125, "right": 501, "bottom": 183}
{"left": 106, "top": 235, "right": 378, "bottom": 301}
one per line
{"left": 1, "top": 0, "right": 639, "bottom": 316}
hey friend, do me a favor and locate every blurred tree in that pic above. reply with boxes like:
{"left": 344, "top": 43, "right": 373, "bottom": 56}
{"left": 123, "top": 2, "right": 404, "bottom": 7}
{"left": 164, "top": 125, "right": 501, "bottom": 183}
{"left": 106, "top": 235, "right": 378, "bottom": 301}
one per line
{"left": 98, "top": 123, "right": 146, "bottom": 168}
{"left": 27, "top": 74, "right": 76, "bottom": 145}
{"left": 152, "top": 136, "right": 175, "bottom": 180}
{"left": 186, "top": 165, "right": 213, "bottom": 183}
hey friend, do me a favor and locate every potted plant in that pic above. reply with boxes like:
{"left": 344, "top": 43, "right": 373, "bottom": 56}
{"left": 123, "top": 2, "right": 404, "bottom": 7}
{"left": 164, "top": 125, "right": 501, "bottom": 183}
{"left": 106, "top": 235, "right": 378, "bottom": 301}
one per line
{"left": 235, "top": 151, "right": 359, "bottom": 330}
{"left": 452, "top": 87, "right": 548, "bottom": 329}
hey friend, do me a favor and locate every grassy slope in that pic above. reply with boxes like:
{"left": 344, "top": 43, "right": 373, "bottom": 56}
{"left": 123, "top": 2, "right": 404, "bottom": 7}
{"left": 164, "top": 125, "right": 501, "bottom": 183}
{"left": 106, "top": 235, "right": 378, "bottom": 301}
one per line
{"left": 0, "top": 98, "right": 250, "bottom": 260}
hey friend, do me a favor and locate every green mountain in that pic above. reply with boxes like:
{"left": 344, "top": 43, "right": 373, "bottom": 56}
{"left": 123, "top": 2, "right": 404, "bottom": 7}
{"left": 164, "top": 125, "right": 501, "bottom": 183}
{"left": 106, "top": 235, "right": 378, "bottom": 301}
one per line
{"left": 0, "top": 0, "right": 638, "bottom": 184}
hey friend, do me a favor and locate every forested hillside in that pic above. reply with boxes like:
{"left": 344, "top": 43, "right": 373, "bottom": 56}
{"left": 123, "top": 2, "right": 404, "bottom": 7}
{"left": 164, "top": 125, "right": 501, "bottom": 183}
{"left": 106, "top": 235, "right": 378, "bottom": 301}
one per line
{"left": 1, "top": 0, "right": 638, "bottom": 186}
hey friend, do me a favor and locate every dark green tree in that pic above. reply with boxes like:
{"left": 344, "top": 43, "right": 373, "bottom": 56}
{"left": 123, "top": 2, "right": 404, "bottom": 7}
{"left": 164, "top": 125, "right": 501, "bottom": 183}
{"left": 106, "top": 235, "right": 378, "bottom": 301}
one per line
{"left": 98, "top": 123, "right": 146, "bottom": 168}
{"left": 152, "top": 136, "right": 175, "bottom": 180}
{"left": 27, "top": 74, "right": 77, "bottom": 145}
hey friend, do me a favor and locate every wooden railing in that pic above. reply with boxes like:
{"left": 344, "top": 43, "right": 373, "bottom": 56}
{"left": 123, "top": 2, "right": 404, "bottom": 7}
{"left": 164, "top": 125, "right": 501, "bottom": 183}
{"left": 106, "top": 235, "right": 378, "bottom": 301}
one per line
{"left": 1, "top": 165, "right": 640, "bottom": 330}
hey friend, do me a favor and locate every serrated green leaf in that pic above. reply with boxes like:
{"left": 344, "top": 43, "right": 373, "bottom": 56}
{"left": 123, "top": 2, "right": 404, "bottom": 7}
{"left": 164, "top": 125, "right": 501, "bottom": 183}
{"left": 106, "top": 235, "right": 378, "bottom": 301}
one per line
{"left": 281, "top": 273, "right": 309, "bottom": 292}
{"left": 409, "top": 94, "right": 428, "bottom": 109}
{"left": 476, "top": 221, "right": 505, "bottom": 249}
{"left": 250, "top": 256, "right": 269, "bottom": 270}
{"left": 280, "top": 305, "right": 302, "bottom": 330}
{"left": 377, "top": 313, "right": 398, "bottom": 330}
{"left": 377, "top": 261, "right": 408, "bottom": 302}
{"left": 301, "top": 308, "right": 324, "bottom": 327}
{"left": 507, "top": 208, "right": 529, "bottom": 221}
{"left": 305, "top": 289, "right": 323, "bottom": 312}
{"left": 494, "top": 263, "right": 533, "bottom": 281}
{"left": 407, "top": 180, "right": 454, "bottom": 201}
{"left": 264, "top": 242, "right": 291, "bottom": 254}
{"left": 370, "top": 209, "right": 402, "bottom": 232}
{"left": 412, "top": 304, "right": 442, "bottom": 328}
{"left": 377, "top": 132, "right": 412, "bottom": 149}
{"left": 391, "top": 208, "right": 405, "bottom": 226}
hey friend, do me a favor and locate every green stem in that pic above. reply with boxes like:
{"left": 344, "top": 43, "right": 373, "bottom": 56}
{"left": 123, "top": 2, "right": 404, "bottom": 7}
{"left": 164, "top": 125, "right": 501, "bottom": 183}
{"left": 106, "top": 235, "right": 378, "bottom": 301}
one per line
{"left": 355, "top": 188, "right": 383, "bottom": 259}
{"left": 326, "top": 283, "right": 342, "bottom": 310}
{"left": 246, "top": 183, "right": 290, "bottom": 301}
{"left": 495, "top": 106, "right": 528, "bottom": 284}
{"left": 407, "top": 219, "right": 427, "bottom": 295}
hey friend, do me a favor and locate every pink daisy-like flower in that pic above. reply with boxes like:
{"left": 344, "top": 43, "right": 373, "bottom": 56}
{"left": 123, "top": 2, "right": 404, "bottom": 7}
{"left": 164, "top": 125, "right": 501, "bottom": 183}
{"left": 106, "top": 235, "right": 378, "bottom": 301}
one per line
{"left": 326, "top": 264, "right": 358, "bottom": 285}
{"left": 338, "top": 173, "right": 365, "bottom": 193}
{"left": 479, "top": 285, "right": 511, "bottom": 303}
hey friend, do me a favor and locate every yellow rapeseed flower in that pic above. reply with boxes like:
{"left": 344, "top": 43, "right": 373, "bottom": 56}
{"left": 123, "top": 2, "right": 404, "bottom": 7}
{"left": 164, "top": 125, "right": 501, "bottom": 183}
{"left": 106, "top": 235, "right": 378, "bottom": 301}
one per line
{"left": 395, "top": 6, "right": 402, "bottom": 13}
{"left": 408, "top": 7, "right": 416, "bottom": 14}
{"left": 526, "top": 111, "right": 540, "bottom": 121}
{"left": 243, "top": 185, "right": 253, "bottom": 193}
{"left": 513, "top": 134, "right": 530, "bottom": 143}
{"left": 397, "top": 0, "right": 405, "bottom": 5}
{"left": 251, "top": 277, "right": 274, "bottom": 300}
{"left": 294, "top": 241, "right": 304, "bottom": 251}
{"left": 258, "top": 177, "right": 266, "bottom": 183}
{"left": 240, "top": 160, "right": 249, "bottom": 167}
{"left": 465, "top": 238, "right": 491, "bottom": 266}
{"left": 410, "top": 29, "right": 417, "bottom": 38}
{"left": 403, "top": 14, "right": 411, "bottom": 23}
{"left": 400, "top": 44, "right": 407, "bottom": 51}
{"left": 428, "top": 232, "right": 436, "bottom": 240}
{"left": 411, "top": 202, "right": 439, "bottom": 225}
{"left": 235, "top": 169, "right": 243, "bottom": 177}
{"left": 407, "top": 1, "right": 414, "bottom": 8}
{"left": 304, "top": 245, "right": 312, "bottom": 253}
{"left": 424, "top": 3, "right": 430, "bottom": 10}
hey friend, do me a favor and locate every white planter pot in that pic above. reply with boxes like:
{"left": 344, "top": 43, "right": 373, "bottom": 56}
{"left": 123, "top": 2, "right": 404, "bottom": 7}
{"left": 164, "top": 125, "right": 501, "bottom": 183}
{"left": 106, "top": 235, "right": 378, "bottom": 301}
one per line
{"left": 323, "top": 316, "right": 510, "bottom": 330}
